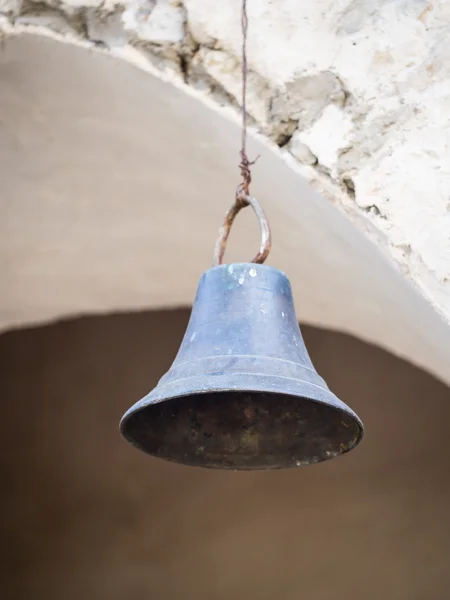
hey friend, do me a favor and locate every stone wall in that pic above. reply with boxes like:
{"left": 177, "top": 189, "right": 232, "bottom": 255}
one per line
{"left": 1, "top": 0, "right": 449, "bottom": 324}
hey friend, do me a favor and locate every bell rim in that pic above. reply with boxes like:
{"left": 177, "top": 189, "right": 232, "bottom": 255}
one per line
{"left": 120, "top": 372, "right": 364, "bottom": 452}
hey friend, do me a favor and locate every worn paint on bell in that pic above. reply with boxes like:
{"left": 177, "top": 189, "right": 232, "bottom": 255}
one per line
{"left": 120, "top": 263, "right": 364, "bottom": 470}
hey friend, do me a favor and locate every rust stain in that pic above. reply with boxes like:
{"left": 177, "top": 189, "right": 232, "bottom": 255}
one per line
{"left": 418, "top": 4, "right": 433, "bottom": 24}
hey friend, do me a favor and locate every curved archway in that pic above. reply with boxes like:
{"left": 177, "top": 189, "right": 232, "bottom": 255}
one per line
{"left": 1, "top": 33, "right": 449, "bottom": 384}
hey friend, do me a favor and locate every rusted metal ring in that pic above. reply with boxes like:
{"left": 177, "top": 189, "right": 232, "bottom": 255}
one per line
{"left": 212, "top": 193, "right": 272, "bottom": 266}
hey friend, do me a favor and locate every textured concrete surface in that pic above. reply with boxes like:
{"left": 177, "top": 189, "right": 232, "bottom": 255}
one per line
{"left": 1, "top": 309, "right": 450, "bottom": 599}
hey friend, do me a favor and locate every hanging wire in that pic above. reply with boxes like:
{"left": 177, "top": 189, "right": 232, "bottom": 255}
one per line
{"left": 237, "top": 0, "right": 252, "bottom": 201}
{"left": 212, "top": 0, "right": 272, "bottom": 266}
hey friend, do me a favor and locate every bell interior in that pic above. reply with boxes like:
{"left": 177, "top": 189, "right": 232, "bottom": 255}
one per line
{"left": 122, "top": 392, "right": 361, "bottom": 469}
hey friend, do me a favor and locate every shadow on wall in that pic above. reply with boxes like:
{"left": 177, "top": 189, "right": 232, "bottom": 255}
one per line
{"left": 1, "top": 309, "right": 450, "bottom": 600}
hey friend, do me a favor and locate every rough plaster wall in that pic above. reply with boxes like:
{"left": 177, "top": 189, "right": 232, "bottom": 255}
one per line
{"left": 0, "top": 0, "right": 450, "bottom": 319}
{"left": 1, "top": 0, "right": 449, "bottom": 324}
{"left": 2, "top": 310, "right": 450, "bottom": 599}
{"left": 185, "top": 0, "right": 450, "bottom": 321}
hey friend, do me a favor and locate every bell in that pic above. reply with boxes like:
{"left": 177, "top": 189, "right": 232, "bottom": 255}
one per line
{"left": 120, "top": 262, "right": 364, "bottom": 469}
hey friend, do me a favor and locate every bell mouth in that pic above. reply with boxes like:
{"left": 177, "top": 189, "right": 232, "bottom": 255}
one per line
{"left": 120, "top": 391, "right": 362, "bottom": 470}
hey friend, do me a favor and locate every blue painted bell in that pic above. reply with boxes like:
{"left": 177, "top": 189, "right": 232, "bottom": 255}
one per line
{"left": 120, "top": 259, "right": 364, "bottom": 469}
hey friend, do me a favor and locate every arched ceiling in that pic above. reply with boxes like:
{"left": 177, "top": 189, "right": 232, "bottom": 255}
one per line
{"left": 1, "top": 33, "right": 449, "bottom": 383}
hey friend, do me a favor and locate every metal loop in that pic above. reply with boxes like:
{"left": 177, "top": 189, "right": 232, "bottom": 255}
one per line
{"left": 212, "top": 193, "right": 272, "bottom": 266}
